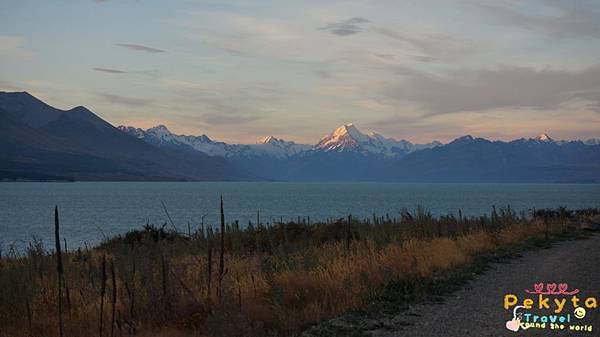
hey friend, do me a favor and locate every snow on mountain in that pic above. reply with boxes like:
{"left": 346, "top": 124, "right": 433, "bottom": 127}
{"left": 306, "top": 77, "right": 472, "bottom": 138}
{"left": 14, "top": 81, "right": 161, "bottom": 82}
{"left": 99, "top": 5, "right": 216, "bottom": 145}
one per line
{"left": 315, "top": 123, "right": 440, "bottom": 157}
{"left": 316, "top": 124, "right": 366, "bottom": 151}
{"left": 534, "top": 133, "right": 553, "bottom": 142}
{"left": 119, "top": 123, "right": 442, "bottom": 159}
{"left": 496, "top": 133, "right": 600, "bottom": 147}
{"left": 118, "top": 125, "right": 311, "bottom": 159}
{"left": 527, "top": 133, "right": 600, "bottom": 146}
{"left": 119, "top": 125, "right": 234, "bottom": 156}
{"left": 147, "top": 125, "right": 172, "bottom": 138}
{"left": 250, "top": 136, "right": 312, "bottom": 158}
{"left": 256, "top": 136, "right": 277, "bottom": 144}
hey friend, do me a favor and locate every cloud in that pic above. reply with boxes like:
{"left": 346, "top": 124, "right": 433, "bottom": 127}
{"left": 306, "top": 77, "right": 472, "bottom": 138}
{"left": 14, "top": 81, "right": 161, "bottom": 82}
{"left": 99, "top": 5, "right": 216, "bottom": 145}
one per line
{"left": 314, "top": 69, "right": 333, "bottom": 79}
{"left": 0, "top": 35, "right": 32, "bottom": 58}
{"left": 177, "top": 12, "right": 311, "bottom": 61}
{"left": 476, "top": 1, "right": 600, "bottom": 39}
{"left": 115, "top": 43, "right": 166, "bottom": 53}
{"left": 100, "top": 93, "right": 153, "bottom": 106}
{"left": 192, "top": 98, "right": 264, "bottom": 125}
{"left": 319, "top": 17, "right": 370, "bottom": 36}
{"left": 579, "top": 92, "right": 600, "bottom": 111}
{"left": 380, "top": 64, "right": 600, "bottom": 115}
{"left": 374, "top": 53, "right": 395, "bottom": 60}
{"left": 374, "top": 28, "right": 467, "bottom": 61}
{"left": 200, "top": 112, "right": 260, "bottom": 125}
{"left": 0, "top": 80, "right": 24, "bottom": 92}
{"left": 158, "top": 78, "right": 276, "bottom": 127}
{"left": 93, "top": 67, "right": 127, "bottom": 74}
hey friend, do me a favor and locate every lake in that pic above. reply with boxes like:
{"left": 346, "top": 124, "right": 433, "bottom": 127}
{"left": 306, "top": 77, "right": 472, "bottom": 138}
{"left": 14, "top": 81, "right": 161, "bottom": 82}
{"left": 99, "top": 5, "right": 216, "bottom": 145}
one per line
{"left": 1, "top": 182, "right": 600, "bottom": 251}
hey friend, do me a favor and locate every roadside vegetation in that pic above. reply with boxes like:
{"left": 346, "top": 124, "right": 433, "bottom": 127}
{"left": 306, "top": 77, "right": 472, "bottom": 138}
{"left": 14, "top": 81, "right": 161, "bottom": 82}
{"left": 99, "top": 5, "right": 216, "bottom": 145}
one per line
{"left": 1, "top": 203, "right": 598, "bottom": 337}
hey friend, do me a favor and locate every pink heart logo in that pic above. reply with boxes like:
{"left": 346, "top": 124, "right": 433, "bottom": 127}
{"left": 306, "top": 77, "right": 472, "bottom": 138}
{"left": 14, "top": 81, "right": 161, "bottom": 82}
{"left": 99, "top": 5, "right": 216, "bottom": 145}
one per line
{"left": 558, "top": 283, "right": 568, "bottom": 293}
{"left": 534, "top": 283, "right": 544, "bottom": 293}
{"left": 547, "top": 283, "right": 557, "bottom": 293}
{"left": 506, "top": 319, "right": 520, "bottom": 332}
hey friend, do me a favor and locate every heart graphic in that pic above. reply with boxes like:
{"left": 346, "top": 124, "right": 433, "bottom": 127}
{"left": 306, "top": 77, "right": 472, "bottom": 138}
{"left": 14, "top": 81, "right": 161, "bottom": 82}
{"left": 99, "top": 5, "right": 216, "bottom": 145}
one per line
{"left": 547, "top": 283, "right": 557, "bottom": 293}
{"left": 534, "top": 283, "right": 544, "bottom": 293}
{"left": 558, "top": 283, "right": 568, "bottom": 293}
{"left": 506, "top": 319, "right": 520, "bottom": 332}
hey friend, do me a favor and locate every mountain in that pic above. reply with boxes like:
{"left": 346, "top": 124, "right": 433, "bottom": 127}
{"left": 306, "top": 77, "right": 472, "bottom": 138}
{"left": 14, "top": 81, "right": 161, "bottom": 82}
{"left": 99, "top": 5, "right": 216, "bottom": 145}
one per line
{"left": 120, "top": 123, "right": 600, "bottom": 182}
{"left": 121, "top": 123, "right": 439, "bottom": 160}
{"left": 119, "top": 125, "right": 313, "bottom": 180}
{"left": 4, "top": 91, "right": 598, "bottom": 182}
{"left": 0, "top": 91, "right": 64, "bottom": 128}
{"left": 585, "top": 138, "right": 600, "bottom": 146}
{"left": 253, "top": 136, "right": 313, "bottom": 158}
{"left": 286, "top": 123, "right": 441, "bottom": 181}
{"left": 119, "top": 125, "right": 312, "bottom": 159}
{"left": 0, "top": 92, "right": 251, "bottom": 181}
{"left": 315, "top": 123, "right": 440, "bottom": 156}
{"left": 534, "top": 133, "right": 553, "bottom": 142}
{"left": 382, "top": 134, "right": 600, "bottom": 183}
{"left": 119, "top": 123, "right": 442, "bottom": 181}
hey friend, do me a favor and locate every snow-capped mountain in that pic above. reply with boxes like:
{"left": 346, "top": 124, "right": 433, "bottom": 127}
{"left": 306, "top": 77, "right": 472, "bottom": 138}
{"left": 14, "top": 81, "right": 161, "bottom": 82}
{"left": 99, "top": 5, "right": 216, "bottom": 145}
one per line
{"left": 118, "top": 125, "right": 233, "bottom": 156}
{"left": 253, "top": 136, "right": 312, "bottom": 157}
{"left": 534, "top": 133, "right": 553, "bottom": 142}
{"left": 315, "top": 123, "right": 440, "bottom": 157}
{"left": 117, "top": 124, "right": 600, "bottom": 182}
{"left": 118, "top": 125, "right": 311, "bottom": 159}
{"left": 120, "top": 123, "right": 441, "bottom": 160}
{"left": 117, "top": 123, "right": 447, "bottom": 181}
{"left": 5, "top": 91, "right": 600, "bottom": 183}
{"left": 523, "top": 133, "right": 600, "bottom": 146}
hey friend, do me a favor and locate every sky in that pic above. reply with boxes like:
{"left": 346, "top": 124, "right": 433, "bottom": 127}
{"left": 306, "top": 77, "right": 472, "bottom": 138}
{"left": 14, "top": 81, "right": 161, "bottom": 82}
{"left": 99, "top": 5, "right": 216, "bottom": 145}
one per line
{"left": 1, "top": 0, "right": 600, "bottom": 144}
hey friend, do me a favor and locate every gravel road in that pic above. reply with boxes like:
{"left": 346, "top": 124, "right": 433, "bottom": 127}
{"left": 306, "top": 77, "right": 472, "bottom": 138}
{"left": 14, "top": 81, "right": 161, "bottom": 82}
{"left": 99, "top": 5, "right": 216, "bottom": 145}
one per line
{"left": 305, "top": 234, "right": 600, "bottom": 337}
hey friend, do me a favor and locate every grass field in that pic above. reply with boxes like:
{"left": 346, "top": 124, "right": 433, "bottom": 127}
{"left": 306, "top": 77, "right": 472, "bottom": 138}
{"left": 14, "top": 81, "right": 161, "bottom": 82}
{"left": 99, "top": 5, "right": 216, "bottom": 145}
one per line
{"left": 1, "top": 203, "right": 597, "bottom": 337}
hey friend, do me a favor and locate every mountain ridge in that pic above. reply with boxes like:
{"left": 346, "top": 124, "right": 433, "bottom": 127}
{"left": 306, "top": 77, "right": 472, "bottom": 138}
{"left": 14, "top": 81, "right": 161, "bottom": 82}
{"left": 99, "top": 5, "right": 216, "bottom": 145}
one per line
{"left": 0, "top": 91, "right": 254, "bottom": 181}
{"left": 119, "top": 121, "right": 600, "bottom": 183}
{"left": 119, "top": 122, "right": 442, "bottom": 159}
{"left": 2, "top": 91, "right": 600, "bottom": 182}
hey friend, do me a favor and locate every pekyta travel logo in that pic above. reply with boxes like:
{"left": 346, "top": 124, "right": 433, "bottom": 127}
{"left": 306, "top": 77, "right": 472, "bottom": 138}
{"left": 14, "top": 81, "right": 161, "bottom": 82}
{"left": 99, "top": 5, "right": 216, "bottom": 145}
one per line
{"left": 504, "top": 282, "right": 597, "bottom": 333}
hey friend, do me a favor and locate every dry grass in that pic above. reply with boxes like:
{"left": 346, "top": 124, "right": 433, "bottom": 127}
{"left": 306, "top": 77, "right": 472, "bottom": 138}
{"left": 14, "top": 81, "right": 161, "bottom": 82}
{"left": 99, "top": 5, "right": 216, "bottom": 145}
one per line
{"left": 0, "top": 207, "right": 595, "bottom": 337}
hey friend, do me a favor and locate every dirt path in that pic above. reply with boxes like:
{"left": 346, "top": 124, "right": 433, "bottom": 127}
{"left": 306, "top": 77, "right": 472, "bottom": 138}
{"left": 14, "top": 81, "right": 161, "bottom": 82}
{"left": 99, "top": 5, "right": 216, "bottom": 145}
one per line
{"left": 305, "top": 235, "right": 600, "bottom": 337}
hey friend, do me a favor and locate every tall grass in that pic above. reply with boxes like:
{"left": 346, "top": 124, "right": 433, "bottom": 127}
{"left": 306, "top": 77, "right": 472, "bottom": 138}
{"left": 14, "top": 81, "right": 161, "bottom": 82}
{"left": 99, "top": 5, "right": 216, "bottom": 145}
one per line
{"left": 0, "top": 205, "right": 597, "bottom": 337}
{"left": 54, "top": 206, "right": 64, "bottom": 337}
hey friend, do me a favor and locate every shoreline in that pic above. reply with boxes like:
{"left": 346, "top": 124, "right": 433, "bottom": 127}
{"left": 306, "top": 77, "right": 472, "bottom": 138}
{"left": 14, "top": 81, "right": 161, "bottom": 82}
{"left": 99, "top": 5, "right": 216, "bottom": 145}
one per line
{"left": 2, "top": 179, "right": 600, "bottom": 184}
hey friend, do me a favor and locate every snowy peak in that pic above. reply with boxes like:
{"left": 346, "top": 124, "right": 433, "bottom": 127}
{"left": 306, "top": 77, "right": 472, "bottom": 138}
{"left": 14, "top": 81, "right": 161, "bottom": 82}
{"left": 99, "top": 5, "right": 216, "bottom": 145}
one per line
{"left": 256, "top": 135, "right": 296, "bottom": 146}
{"left": 118, "top": 123, "right": 442, "bottom": 159}
{"left": 535, "top": 133, "right": 553, "bottom": 142}
{"left": 257, "top": 135, "right": 278, "bottom": 144}
{"left": 119, "top": 124, "right": 227, "bottom": 156}
{"left": 334, "top": 123, "right": 369, "bottom": 142}
{"left": 585, "top": 138, "right": 600, "bottom": 146}
{"left": 316, "top": 123, "right": 440, "bottom": 156}
{"left": 118, "top": 125, "right": 310, "bottom": 159}
{"left": 368, "top": 132, "right": 388, "bottom": 141}
{"left": 316, "top": 123, "right": 369, "bottom": 151}
{"left": 251, "top": 135, "right": 311, "bottom": 158}
{"left": 147, "top": 124, "right": 173, "bottom": 137}
{"left": 119, "top": 124, "right": 177, "bottom": 141}
{"left": 117, "top": 125, "right": 143, "bottom": 137}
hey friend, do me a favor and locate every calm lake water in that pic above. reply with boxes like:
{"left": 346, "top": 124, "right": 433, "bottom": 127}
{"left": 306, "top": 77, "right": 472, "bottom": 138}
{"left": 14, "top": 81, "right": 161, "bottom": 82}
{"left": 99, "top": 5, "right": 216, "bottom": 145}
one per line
{"left": 1, "top": 182, "right": 600, "bottom": 251}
